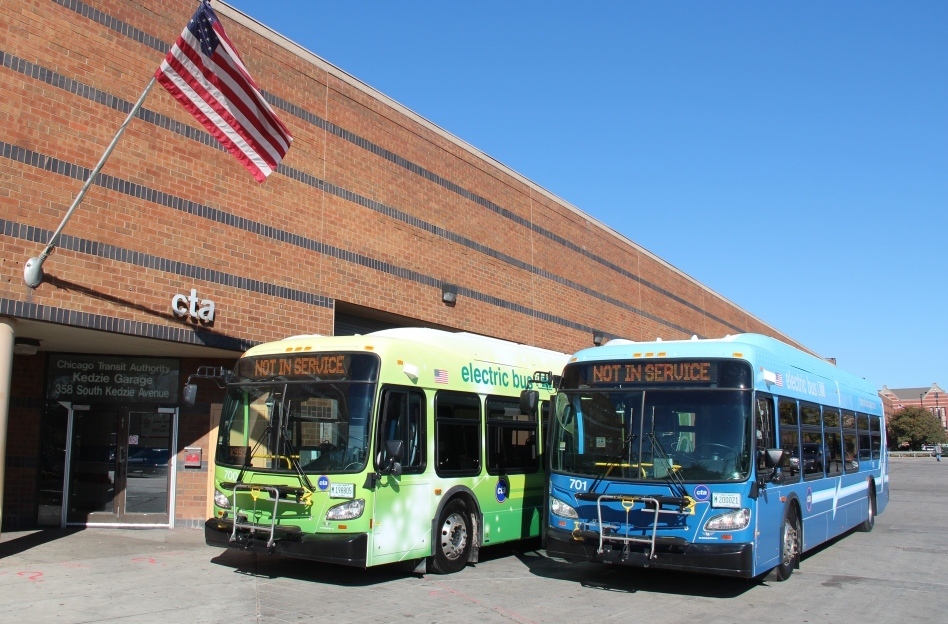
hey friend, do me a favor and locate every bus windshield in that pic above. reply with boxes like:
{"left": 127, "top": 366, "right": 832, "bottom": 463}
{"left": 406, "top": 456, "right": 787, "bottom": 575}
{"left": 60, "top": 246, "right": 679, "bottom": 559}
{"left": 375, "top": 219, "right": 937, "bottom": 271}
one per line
{"left": 550, "top": 388, "right": 752, "bottom": 482}
{"left": 216, "top": 352, "right": 378, "bottom": 474}
{"left": 217, "top": 381, "right": 375, "bottom": 474}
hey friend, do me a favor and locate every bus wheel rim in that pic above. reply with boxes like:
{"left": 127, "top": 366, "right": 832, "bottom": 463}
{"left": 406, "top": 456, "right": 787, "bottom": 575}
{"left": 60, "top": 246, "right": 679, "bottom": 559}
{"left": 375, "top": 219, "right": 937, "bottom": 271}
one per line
{"left": 441, "top": 512, "right": 468, "bottom": 560}
{"left": 783, "top": 517, "right": 799, "bottom": 565}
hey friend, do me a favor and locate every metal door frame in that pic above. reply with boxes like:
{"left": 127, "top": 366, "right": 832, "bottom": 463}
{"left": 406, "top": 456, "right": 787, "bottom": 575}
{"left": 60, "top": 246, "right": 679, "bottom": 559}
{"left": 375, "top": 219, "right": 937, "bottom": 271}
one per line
{"left": 63, "top": 404, "right": 178, "bottom": 528}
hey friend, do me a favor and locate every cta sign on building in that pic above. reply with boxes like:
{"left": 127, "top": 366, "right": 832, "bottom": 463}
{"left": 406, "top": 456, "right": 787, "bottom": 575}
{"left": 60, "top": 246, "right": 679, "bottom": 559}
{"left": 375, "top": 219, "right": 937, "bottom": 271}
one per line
{"left": 47, "top": 355, "right": 179, "bottom": 404}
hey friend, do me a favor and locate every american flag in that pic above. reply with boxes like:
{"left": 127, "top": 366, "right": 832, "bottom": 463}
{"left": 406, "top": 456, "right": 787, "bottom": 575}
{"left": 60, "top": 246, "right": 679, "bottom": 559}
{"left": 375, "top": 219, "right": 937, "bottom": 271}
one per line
{"left": 434, "top": 369, "right": 449, "bottom": 384}
{"left": 775, "top": 373, "right": 784, "bottom": 387}
{"left": 155, "top": 0, "right": 292, "bottom": 182}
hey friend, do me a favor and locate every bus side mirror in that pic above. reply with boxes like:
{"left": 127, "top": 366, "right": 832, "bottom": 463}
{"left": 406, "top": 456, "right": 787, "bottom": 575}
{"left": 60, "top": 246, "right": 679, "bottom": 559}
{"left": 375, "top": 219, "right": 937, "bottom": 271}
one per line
{"left": 758, "top": 448, "right": 785, "bottom": 487}
{"left": 384, "top": 439, "right": 403, "bottom": 478}
{"left": 182, "top": 383, "right": 197, "bottom": 406}
{"left": 764, "top": 448, "right": 785, "bottom": 469}
{"left": 520, "top": 390, "right": 538, "bottom": 415}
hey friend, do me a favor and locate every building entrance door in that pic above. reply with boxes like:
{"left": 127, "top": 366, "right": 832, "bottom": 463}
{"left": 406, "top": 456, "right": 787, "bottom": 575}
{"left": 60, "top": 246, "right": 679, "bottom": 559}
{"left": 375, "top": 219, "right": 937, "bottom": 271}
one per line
{"left": 65, "top": 405, "right": 176, "bottom": 526}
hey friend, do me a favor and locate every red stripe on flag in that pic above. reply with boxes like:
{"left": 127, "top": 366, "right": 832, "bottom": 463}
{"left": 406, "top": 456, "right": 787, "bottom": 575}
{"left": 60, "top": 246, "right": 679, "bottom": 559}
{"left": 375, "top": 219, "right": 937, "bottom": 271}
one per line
{"left": 154, "top": 1, "right": 291, "bottom": 182}
{"left": 168, "top": 36, "right": 282, "bottom": 169}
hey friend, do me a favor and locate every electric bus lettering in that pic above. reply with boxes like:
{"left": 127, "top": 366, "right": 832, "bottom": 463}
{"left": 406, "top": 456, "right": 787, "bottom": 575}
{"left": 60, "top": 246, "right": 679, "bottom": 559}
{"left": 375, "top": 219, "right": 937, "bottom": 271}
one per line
{"left": 459, "top": 364, "right": 540, "bottom": 389}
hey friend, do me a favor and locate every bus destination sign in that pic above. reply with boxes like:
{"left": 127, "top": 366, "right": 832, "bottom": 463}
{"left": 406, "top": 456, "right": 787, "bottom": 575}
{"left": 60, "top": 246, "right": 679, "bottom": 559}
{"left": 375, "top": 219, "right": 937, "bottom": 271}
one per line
{"left": 239, "top": 353, "right": 351, "bottom": 380}
{"left": 590, "top": 361, "right": 718, "bottom": 385}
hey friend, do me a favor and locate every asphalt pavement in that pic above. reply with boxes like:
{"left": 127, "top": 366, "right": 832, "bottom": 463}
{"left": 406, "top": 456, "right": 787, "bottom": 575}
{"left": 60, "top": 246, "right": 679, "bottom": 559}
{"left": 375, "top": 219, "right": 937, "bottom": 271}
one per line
{"left": 1, "top": 456, "right": 946, "bottom": 623}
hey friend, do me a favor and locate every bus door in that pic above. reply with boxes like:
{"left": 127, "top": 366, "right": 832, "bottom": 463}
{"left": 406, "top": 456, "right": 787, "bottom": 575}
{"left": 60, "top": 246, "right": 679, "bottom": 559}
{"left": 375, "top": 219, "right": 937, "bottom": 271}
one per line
{"left": 371, "top": 387, "right": 430, "bottom": 563}
{"left": 66, "top": 405, "right": 176, "bottom": 526}
{"left": 753, "top": 393, "right": 783, "bottom": 568}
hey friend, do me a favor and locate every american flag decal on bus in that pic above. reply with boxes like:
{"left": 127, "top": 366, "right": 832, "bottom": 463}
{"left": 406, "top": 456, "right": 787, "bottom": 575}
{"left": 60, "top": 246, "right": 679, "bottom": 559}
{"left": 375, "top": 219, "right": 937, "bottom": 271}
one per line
{"left": 775, "top": 373, "right": 784, "bottom": 387}
{"left": 434, "top": 369, "right": 449, "bottom": 384}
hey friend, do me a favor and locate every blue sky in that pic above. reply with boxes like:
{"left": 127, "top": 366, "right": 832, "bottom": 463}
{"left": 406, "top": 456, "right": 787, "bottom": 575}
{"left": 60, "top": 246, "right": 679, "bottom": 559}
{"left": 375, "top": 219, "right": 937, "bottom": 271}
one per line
{"left": 222, "top": 1, "right": 946, "bottom": 390}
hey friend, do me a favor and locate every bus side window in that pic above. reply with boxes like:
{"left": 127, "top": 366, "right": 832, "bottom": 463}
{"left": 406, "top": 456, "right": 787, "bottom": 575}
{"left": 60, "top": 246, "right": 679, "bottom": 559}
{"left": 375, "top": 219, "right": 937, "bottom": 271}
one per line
{"left": 435, "top": 391, "right": 481, "bottom": 476}
{"left": 869, "top": 415, "right": 882, "bottom": 459}
{"left": 857, "top": 413, "right": 871, "bottom": 461}
{"left": 800, "top": 402, "right": 824, "bottom": 480}
{"left": 486, "top": 395, "right": 539, "bottom": 475}
{"left": 756, "top": 395, "right": 775, "bottom": 471}
{"left": 778, "top": 399, "right": 801, "bottom": 481}
{"left": 378, "top": 387, "right": 425, "bottom": 473}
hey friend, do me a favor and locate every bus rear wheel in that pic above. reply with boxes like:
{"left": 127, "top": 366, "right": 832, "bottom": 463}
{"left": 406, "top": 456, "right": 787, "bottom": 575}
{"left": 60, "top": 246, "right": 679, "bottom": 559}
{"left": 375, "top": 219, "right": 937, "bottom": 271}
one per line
{"left": 766, "top": 505, "right": 801, "bottom": 582}
{"left": 858, "top": 488, "right": 876, "bottom": 532}
{"left": 428, "top": 499, "right": 472, "bottom": 574}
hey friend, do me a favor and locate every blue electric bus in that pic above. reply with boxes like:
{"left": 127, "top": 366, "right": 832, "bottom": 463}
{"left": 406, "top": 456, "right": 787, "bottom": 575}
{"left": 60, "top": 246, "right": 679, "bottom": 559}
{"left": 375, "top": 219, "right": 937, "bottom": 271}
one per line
{"left": 538, "top": 333, "right": 887, "bottom": 580}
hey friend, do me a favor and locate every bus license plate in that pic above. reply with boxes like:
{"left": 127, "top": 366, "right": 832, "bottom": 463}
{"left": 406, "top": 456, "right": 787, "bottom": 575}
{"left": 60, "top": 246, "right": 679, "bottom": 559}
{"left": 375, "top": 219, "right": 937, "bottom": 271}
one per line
{"left": 330, "top": 483, "right": 354, "bottom": 499}
{"left": 712, "top": 492, "right": 741, "bottom": 508}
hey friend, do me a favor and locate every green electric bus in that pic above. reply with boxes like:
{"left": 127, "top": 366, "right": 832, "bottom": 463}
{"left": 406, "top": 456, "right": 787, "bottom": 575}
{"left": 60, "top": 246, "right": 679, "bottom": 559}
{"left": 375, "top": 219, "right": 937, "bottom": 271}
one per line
{"left": 186, "top": 328, "right": 568, "bottom": 573}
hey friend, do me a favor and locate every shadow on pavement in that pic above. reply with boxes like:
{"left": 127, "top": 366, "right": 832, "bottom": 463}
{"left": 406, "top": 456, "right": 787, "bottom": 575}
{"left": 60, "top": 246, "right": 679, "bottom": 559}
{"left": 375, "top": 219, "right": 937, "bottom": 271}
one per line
{"left": 208, "top": 535, "right": 548, "bottom": 585}
{"left": 206, "top": 531, "right": 835, "bottom": 597}
{"left": 0, "top": 527, "right": 85, "bottom": 558}
{"left": 210, "top": 548, "right": 419, "bottom": 587}
{"left": 512, "top": 548, "right": 763, "bottom": 598}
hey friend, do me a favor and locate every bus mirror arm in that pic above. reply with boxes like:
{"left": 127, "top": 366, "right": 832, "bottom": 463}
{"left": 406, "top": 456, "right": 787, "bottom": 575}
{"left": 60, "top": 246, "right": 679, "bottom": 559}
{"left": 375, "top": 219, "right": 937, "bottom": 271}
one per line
{"left": 181, "top": 366, "right": 234, "bottom": 406}
{"left": 367, "top": 440, "right": 405, "bottom": 488}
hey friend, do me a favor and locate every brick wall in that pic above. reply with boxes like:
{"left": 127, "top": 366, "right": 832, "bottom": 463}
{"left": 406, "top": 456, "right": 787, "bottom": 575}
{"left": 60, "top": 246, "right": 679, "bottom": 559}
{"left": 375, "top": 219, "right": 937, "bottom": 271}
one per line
{"left": 0, "top": 0, "right": 809, "bottom": 528}
{"left": 0, "top": 0, "right": 803, "bottom": 355}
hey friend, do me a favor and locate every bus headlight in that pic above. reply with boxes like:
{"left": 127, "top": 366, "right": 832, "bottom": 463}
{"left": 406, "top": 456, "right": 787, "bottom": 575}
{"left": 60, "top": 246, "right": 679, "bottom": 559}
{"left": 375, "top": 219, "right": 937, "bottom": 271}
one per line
{"left": 326, "top": 499, "right": 365, "bottom": 521}
{"left": 214, "top": 489, "right": 231, "bottom": 509}
{"left": 704, "top": 508, "right": 750, "bottom": 531}
{"left": 550, "top": 496, "right": 578, "bottom": 519}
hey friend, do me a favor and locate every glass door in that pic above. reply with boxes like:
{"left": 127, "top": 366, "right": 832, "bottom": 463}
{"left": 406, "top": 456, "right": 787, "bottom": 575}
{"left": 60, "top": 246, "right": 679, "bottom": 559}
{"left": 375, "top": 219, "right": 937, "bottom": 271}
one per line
{"left": 37, "top": 402, "right": 70, "bottom": 526}
{"left": 123, "top": 410, "right": 174, "bottom": 519}
{"left": 67, "top": 405, "right": 118, "bottom": 523}
{"left": 66, "top": 406, "right": 176, "bottom": 526}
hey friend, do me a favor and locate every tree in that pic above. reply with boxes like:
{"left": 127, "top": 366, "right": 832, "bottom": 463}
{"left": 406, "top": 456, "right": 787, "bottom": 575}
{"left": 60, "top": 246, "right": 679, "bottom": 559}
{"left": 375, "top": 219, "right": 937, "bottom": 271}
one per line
{"left": 887, "top": 407, "right": 948, "bottom": 450}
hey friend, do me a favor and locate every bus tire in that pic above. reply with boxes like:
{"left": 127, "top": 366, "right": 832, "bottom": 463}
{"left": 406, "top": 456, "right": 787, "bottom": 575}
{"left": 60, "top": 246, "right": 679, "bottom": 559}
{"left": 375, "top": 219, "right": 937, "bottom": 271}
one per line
{"left": 766, "top": 504, "right": 801, "bottom": 582}
{"left": 858, "top": 487, "right": 876, "bottom": 532}
{"left": 428, "top": 499, "right": 472, "bottom": 574}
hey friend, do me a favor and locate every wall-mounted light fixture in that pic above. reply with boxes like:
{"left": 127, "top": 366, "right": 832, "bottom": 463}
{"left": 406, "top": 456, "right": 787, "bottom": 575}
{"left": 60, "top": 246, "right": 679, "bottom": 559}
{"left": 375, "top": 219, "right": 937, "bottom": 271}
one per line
{"left": 441, "top": 283, "right": 458, "bottom": 306}
{"left": 592, "top": 331, "right": 604, "bottom": 346}
{"left": 13, "top": 337, "right": 41, "bottom": 356}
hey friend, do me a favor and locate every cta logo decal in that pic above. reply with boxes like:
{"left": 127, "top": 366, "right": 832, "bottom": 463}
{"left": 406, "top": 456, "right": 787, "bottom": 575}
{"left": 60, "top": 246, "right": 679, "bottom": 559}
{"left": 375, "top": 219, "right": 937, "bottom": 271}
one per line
{"left": 693, "top": 484, "right": 710, "bottom": 501}
{"left": 495, "top": 477, "right": 510, "bottom": 503}
{"left": 317, "top": 475, "right": 330, "bottom": 491}
{"left": 806, "top": 486, "right": 813, "bottom": 512}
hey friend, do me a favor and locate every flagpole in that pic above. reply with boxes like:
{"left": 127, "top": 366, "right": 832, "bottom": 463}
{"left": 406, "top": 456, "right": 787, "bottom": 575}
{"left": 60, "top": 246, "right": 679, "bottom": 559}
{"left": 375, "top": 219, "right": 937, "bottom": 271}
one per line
{"left": 23, "top": 76, "right": 157, "bottom": 288}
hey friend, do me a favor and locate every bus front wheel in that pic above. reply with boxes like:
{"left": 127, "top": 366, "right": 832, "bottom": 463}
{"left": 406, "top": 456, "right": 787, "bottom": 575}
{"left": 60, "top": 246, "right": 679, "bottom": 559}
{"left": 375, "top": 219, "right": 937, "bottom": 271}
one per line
{"left": 429, "top": 499, "right": 472, "bottom": 574}
{"left": 766, "top": 504, "right": 801, "bottom": 582}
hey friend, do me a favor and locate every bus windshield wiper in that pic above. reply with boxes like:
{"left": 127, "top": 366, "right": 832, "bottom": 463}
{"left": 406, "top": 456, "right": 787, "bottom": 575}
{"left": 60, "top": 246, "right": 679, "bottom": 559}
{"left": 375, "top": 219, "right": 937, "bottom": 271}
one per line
{"left": 278, "top": 397, "right": 315, "bottom": 493}
{"left": 646, "top": 432, "right": 688, "bottom": 500}
{"left": 234, "top": 423, "right": 270, "bottom": 486}
{"left": 588, "top": 434, "right": 637, "bottom": 494}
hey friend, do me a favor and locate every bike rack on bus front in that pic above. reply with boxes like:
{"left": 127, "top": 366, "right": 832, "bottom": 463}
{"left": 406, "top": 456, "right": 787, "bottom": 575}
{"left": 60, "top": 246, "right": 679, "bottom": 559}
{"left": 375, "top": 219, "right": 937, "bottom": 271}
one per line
{"left": 574, "top": 492, "right": 693, "bottom": 561}
{"left": 228, "top": 483, "right": 282, "bottom": 550}
{"left": 223, "top": 482, "right": 306, "bottom": 551}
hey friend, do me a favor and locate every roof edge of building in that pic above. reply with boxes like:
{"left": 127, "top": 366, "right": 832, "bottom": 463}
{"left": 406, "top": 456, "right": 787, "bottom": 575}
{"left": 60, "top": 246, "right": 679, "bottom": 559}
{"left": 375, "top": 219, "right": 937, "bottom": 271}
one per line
{"left": 216, "top": 2, "right": 810, "bottom": 355}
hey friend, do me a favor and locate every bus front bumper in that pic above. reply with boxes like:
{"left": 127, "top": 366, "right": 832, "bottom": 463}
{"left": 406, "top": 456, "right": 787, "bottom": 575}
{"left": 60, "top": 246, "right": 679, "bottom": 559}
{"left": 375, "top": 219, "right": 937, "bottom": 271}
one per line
{"left": 205, "top": 518, "right": 368, "bottom": 567}
{"left": 545, "top": 526, "right": 755, "bottom": 578}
